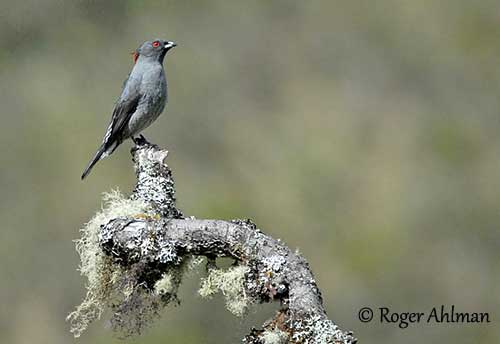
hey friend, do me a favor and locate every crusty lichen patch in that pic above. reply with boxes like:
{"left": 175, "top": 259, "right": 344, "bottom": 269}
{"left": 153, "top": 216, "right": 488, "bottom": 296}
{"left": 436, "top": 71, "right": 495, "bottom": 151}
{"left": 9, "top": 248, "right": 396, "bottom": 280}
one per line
{"left": 290, "top": 314, "right": 355, "bottom": 343}
{"left": 199, "top": 265, "right": 251, "bottom": 317}
{"left": 261, "top": 329, "right": 289, "bottom": 344}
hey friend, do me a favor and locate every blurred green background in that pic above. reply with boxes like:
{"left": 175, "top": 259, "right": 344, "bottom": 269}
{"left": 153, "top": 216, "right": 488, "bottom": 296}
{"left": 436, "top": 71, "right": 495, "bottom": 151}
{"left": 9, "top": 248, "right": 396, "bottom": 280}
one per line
{"left": 1, "top": 1, "right": 499, "bottom": 343}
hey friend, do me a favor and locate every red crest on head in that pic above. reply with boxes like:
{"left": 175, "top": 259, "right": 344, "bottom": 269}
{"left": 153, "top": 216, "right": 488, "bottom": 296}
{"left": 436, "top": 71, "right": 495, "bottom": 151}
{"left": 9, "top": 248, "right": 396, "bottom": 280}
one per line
{"left": 132, "top": 51, "right": 139, "bottom": 64}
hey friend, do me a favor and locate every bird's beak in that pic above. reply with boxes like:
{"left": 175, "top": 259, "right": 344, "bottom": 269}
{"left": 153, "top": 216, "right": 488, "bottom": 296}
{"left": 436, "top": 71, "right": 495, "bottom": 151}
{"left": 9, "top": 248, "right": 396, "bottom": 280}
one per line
{"left": 164, "top": 41, "right": 177, "bottom": 50}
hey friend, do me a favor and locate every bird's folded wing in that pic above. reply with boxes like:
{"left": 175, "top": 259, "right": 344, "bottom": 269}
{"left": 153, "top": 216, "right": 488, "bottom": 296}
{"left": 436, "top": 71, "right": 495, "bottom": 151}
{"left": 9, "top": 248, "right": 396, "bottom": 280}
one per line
{"left": 103, "top": 82, "right": 142, "bottom": 146}
{"left": 104, "top": 98, "right": 139, "bottom": 143}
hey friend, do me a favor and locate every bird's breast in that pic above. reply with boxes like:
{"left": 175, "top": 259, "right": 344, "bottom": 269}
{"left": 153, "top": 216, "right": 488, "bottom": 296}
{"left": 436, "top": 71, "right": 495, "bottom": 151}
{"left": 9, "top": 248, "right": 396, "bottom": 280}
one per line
{"left": 141, "top": 66, "right": 167, "bottom": 102}
{"left": 126, "top": 66, "right": 167, "bottom": 137}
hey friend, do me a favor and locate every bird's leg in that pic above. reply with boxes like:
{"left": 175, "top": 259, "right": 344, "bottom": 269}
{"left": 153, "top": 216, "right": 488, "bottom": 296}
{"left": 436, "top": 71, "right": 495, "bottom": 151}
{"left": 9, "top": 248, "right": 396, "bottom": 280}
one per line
{"left": 130, "top": 134, "right": 159, "bottom": 156}
{"left": 132, "top": 134, "right": 150, "bottom": 146}
{"left": 131, "top": 136, "right": 141, "bottom": 145}
{"left": 139, "top": 134, "right": 150, "bottom": 144}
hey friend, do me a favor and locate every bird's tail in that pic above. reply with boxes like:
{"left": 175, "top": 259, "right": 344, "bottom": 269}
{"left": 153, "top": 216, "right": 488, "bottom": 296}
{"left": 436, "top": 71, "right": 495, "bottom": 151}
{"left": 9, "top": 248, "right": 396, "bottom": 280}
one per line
{"left": 81, "top": 145, "right": 107, "bottom": 180}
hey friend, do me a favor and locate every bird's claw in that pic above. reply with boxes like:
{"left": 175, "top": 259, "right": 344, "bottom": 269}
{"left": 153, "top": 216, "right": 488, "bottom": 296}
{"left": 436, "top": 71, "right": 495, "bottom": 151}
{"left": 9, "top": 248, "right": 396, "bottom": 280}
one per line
{"left": 132, "top": 134, "right": 150, "bottom": 146}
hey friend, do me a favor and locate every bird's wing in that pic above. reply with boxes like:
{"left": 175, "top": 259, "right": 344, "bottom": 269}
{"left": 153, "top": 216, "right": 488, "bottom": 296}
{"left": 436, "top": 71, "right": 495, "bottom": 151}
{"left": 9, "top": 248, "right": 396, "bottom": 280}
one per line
{"left": 81, "top": 70, "right": 142, "bottom": 179}
{"left": 102, "top": 78, "right": 142, "bottom": 148}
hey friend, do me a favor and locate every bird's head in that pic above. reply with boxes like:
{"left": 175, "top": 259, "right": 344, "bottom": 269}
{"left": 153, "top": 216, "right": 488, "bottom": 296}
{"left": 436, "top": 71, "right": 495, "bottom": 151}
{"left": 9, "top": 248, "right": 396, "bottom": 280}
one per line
{"left": 132, "top": 39, "right": 177, "bottom": 64}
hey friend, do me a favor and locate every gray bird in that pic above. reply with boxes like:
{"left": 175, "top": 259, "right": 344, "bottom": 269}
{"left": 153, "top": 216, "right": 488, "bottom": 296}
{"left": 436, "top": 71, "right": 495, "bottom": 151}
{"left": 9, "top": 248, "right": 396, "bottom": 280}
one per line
{"left": 81, "top": 39, "right": 177, "bottom": 180}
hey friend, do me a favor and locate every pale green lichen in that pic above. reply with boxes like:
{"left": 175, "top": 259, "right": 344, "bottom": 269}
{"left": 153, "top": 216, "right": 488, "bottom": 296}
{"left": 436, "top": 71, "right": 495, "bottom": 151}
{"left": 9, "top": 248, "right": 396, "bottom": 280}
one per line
{"left": 67, "top": 189, "right": 148, "bottom": 337}
{"left": 154, "top": 256, "right": 203, "bottom": 296}
{"left": 67, "top": 190, "right": 148, "bottom": 337}
{"left": 261, "top": 329, "right": 289, "bottom": 344}
{"left": 154, "top": 273, "right": 175, "bottom": 295}
{"left": 67, "top": 189, "right": 205, "bottom": 338}
{"left": 108, "top": 256, "right": 203, "bottom": 337}
{"left": 185, "top": 255, "right": 205, "bottom": 272}
{"left": 198, "top": 265, "right": 251, "bottom": 317}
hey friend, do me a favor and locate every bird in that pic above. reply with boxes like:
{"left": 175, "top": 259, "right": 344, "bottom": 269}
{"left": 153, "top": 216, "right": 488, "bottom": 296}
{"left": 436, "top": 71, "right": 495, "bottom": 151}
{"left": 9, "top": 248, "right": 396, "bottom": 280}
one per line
{"left": 81, "top": 39, "right": 177, "bottom": 180}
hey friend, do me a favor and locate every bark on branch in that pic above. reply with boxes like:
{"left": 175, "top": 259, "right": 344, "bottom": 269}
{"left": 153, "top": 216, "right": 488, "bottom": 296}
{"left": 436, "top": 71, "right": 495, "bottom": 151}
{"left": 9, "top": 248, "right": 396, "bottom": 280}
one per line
{"left": 71, "top": 142, "right": 357, "bottom": 343}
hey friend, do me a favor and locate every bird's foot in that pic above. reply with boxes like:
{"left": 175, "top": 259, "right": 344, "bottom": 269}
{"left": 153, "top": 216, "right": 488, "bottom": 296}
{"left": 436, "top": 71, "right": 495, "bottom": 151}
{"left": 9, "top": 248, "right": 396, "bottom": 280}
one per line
{"left": 132, "top": 134, "right": 150, "bottom": 147}
{"left": 131, "top": 134, "right": 160, "bottom": 156}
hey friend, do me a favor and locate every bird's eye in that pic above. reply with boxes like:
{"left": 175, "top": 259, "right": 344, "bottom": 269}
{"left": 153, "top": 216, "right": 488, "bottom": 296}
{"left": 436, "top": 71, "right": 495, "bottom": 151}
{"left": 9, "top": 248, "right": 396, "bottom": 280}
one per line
{"left": 152, "top": 41, "right": 160, "bottom": 48}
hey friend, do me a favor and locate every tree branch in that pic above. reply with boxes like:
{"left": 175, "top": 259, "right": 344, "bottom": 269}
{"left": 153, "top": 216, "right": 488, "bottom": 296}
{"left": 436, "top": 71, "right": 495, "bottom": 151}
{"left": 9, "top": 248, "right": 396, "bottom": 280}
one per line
{"left": 71, "top": 142, "right": 357, "bottom": 343}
